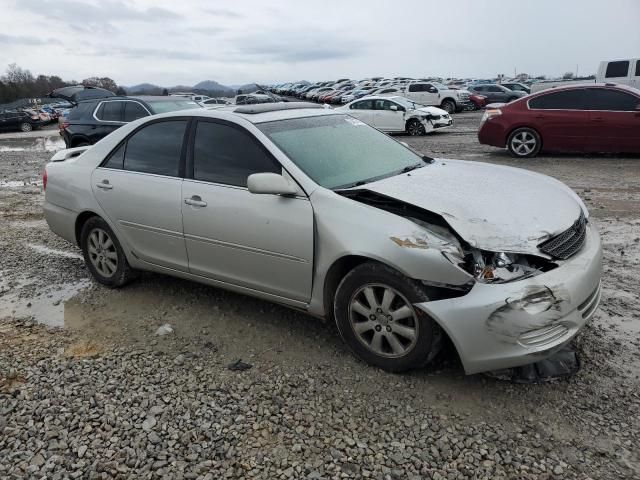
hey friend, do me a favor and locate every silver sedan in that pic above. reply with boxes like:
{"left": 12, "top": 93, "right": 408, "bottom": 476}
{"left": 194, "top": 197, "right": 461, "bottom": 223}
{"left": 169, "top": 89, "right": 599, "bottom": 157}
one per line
{"left": 44, "top": 103, "right": 602, "bottom": 374}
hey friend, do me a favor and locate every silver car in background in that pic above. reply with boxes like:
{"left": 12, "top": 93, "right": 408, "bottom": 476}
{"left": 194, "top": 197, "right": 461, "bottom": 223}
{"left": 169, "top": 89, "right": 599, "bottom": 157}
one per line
{"left": 44, "top": 103, "right": 602, "bottom": 374}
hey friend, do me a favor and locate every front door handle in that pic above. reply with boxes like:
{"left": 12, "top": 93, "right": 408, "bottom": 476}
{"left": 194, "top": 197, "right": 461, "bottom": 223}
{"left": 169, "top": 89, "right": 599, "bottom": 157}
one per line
{"left": 184, "top": 195, "right": 207, "bottom": 207}
{"left": 592, "top": 117, "right": 604, "bottom": 122}
{"left": 96, "top": 180, "right": 113, "bottom": 190}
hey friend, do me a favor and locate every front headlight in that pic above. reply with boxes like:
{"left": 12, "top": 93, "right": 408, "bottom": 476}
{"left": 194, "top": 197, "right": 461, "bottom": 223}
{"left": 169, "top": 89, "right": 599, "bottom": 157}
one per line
{"left": 444, "top": 248, "right": 557, "bottom": 284}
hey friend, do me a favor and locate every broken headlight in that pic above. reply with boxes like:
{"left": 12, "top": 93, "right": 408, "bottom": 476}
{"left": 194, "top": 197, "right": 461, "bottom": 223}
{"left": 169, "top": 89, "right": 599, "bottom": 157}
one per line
{"left": 446, "top": 249, "right": 557, "bottom": 284}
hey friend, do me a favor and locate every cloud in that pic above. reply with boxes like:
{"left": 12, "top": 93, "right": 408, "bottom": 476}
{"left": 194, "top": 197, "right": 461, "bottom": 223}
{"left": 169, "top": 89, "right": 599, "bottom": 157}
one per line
{"left": 85, "top": 45, "right": 207, "bottom": 61}
{"left": 202, "top": 8, "right": 243, "bottom": 18}
{"left": 231, "top": 29, "right": 364, "bottom": 63}
{"left": 17, "top": 0, "right": 181, "bottom": 29}
{"left": 0, "top": 33, "right": 61, "bottom": 46}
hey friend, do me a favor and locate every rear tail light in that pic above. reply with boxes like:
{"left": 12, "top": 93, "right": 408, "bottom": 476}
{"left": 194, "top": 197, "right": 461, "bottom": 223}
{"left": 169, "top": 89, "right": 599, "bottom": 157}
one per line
{"left": 43, "top": 168, "right": 48, "bottom": 191}
{"left": 60, "top": 121, "right": 69, "bottom": 130}
{"left": 481, "top": 108, "right": 502, "bottom": 123}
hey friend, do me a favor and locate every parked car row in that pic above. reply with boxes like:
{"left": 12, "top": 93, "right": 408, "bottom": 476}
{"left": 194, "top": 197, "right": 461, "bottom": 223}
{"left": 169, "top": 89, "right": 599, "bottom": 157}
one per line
{"left": 270, "top": 78, "right": 501, "bottom": 113}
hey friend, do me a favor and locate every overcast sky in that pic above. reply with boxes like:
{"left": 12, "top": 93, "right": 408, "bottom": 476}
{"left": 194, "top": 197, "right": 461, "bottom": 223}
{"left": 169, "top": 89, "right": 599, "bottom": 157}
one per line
{"left": 1, "top": 0, "right": 639, "bottom": 86}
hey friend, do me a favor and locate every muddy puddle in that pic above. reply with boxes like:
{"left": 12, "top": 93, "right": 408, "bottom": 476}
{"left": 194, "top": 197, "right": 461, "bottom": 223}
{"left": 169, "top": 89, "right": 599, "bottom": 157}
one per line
{"left": 0, "top": 275, "right": 91, "bottom": 328}
{"left": 0, "top": 135, "right": 65, "bottom": 153}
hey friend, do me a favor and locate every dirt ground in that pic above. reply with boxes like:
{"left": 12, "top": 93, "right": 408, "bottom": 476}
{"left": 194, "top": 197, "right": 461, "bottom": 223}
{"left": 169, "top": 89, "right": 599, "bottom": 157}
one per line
{"left": 1, "top": 112, "right": 639, "bottom": 479}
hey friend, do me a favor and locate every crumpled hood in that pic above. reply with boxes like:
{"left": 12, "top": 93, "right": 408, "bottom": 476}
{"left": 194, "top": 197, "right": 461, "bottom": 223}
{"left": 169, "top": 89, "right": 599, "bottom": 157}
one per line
{"left": 362, "top": 159, "right": 585, "bottom": 255}
{"left": 415, "top": 106, "right": 448, "bottom": 116}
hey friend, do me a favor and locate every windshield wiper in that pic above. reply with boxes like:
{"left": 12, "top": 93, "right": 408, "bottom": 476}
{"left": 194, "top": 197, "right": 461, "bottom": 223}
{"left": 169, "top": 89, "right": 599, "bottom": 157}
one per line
{"left": 401, "top": 163, "right": 425, "bottom": 173}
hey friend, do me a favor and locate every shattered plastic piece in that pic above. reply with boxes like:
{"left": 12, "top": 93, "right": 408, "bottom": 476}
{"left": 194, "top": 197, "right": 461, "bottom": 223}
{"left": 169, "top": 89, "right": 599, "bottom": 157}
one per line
{"left": 155, "top": 324, "right": 174, "bottom": 336}
{"left": 485, "top": 345, "right": 580, "bottom": 384}
{"left": 227, "top": 359, "right": 253, "bottom": 371}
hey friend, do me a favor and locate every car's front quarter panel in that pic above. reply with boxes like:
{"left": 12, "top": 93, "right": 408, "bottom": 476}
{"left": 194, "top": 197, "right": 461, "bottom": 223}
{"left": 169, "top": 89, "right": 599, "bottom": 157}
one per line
{"left": 307, "top": 188, "right": 474, "bottom": 317}
{"left": 415, "top": 224, "right": 602, "bottom": 374}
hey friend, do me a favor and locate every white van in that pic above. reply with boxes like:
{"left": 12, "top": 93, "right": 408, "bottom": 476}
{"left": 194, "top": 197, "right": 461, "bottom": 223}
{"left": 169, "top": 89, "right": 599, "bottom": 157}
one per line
{"left": 531, "top": 58, "right": 640, "bottom": 93}
{"left": 596, "top": 59, "right": 640, "bottom": 88}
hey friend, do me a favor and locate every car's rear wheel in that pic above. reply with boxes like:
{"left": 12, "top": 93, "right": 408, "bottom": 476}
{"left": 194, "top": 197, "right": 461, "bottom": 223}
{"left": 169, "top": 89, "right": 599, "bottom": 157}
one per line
{"left": 507, "top": 127, "right": 542, "bottom": 158}
{"left": 440, "top": 99, "right": 456, "bottom": 114}
{"left": 334, "top": 262, "right": 441, "bottom": 372}
{"left": 406, "top": 119, "right": 426, "bottom": 136}
{"left": 80, "top": 216, "right": 138, "bottom": 288}
{"left": 19, "top": 122, "right": 33, "bottom": 132}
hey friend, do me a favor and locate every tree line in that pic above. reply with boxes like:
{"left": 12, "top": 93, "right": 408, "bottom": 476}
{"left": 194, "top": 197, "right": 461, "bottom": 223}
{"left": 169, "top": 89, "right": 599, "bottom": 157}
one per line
{"left": 0, "top": 64, "right": 125, "bottom": 104}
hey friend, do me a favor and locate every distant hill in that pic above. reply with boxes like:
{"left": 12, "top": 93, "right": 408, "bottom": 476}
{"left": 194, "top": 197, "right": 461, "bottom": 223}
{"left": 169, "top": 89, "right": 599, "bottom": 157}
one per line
{"left": 124, "top": 80, "right": 236, "bottom": 97}
{"left": 125, "top": 83, "right": 163, "bottom": 95}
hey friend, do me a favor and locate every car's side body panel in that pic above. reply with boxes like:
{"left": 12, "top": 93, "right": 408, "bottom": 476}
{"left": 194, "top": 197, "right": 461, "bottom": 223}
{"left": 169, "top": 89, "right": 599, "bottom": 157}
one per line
{"left": 181, "top": 179, "right": 315, "bottom": 302}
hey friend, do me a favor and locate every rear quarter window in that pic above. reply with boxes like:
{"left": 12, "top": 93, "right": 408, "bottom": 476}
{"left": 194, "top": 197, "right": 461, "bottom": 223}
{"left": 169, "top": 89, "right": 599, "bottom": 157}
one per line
{"left": 605, "top": 61, "right": 630, "bottom": 78}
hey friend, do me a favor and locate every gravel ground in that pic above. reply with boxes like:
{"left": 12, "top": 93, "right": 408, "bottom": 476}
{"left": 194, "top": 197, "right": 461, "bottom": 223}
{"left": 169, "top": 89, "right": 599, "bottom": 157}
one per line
{"left": 1, "top": 113, "right": 639, "bottom": 479}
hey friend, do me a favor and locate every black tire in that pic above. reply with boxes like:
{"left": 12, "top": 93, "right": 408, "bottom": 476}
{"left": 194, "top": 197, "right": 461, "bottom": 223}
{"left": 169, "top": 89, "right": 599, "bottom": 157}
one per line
{"left": 507, "top": 127, "right": 542, "bottom": 158}
{"left": 334, "top": 262, "right": 441, "bottom": 372}
{"left": 19, "top": 122, "right": 33, "bottom": 132}
{"left": 440, "top": 99, "right": 456, "bottom": 114}
{"left": 80, "top": 216, "right": 139, "bottom": 288}
{"left": 406, "top": 118, "right": 426, "bottom": 136}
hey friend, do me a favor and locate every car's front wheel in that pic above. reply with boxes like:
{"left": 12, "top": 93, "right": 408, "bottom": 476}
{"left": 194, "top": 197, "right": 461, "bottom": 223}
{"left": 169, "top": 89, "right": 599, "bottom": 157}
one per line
{"left": 334, "top": 262, "right": 441, "bottom": 372}
{"left": 19, "top": 122, "right": 33, "bottom": 132}
{"left": 80, "top": 216, "right": 138, "bottom": 287}
{"left": 507, "top": 127, "right": 542, "bottom": 158}
{"left": 440, "top": 99, "right": 456, "bottom": 114}
{"left": 406, "top": 119, "right": 426, "bottom": 136}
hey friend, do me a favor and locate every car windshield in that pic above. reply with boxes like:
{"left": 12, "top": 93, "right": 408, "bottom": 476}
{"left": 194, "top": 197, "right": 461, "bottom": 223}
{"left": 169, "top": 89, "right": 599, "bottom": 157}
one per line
{"left": 258, "top": 114, "right": 425, "bottom": 189}
{"left": 146, "top": 99, "right": 201, "bottom": 113}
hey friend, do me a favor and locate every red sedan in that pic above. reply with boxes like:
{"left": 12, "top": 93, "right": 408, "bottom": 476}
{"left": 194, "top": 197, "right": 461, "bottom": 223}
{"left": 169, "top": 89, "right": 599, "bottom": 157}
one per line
{"left": 478, "top": 83, "right": 640, "bottom": 157}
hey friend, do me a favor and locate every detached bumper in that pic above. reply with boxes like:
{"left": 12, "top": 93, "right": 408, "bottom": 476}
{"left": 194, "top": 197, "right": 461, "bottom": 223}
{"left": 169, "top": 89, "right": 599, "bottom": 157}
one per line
{"left": 415, "top": 224, "right": 602, "bottom": 374}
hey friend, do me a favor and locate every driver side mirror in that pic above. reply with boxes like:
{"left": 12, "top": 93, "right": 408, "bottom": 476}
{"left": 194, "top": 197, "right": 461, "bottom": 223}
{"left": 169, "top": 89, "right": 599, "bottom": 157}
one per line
{"left": 247, "top": 173, "right": 298, "bottom": 196}
{"left": 389, "top": 105, "right": 398, "bottom": 111}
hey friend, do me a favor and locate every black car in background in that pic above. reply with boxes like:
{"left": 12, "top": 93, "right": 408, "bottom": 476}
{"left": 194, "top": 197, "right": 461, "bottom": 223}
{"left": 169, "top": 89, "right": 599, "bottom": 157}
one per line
{"left": 61, "top": 96, "right": 202, "bottom": 147}
{"left": 468, "top": 84, "right": 527, "bottom": 103}
{"left": 0, "top": 109, "right": 45, "bottom": 132}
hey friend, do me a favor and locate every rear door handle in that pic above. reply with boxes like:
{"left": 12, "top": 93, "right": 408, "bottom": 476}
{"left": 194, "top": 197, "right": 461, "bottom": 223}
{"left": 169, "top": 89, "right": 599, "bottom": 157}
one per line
{"left": 96, "top": 180, "right": 113, "bottom": 190}
{"left": 184, "top": 195, "right": 207, "bottom": 207}
{"left": 592, "top": 117, "right": 604, "bottom": 122}
{"left": 534, "top": 115, "right": 545, "bottom": 119}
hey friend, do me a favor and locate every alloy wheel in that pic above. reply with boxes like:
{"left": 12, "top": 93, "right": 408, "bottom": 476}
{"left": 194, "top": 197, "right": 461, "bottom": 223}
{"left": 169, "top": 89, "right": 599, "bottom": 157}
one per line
{"left": 407, "top": 120, "right": 425, "bottom": 136}
{"left": 87, "top": 228, "right": 118, "bottom": 278}
{"left": 510, "top": 131, "right": 537, "bottom": 156}
{"left": 349, "top": 284, "right": 419, "bottom": 358}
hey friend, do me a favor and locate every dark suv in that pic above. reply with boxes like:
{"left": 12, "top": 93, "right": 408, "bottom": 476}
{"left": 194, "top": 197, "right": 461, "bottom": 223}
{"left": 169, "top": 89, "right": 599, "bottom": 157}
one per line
{"left": 62, "top": 96, "right": 202, "bottom": 147}
{"left": 0, "top": 110, "right": 45, "bottom": 132}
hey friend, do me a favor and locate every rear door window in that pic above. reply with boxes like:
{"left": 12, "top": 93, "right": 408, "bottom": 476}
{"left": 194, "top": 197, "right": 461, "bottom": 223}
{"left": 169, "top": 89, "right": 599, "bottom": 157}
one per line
{"left": 351, "top": 100, "right": 374, "bottom": 110}
{"left": 585, "top": 88, "right": 639, "bottom": 111}
{"left": 605, "top": 61, "right": 630, "bottom": 78}
{"left": 408, "top": 84, "right": 424, "bottom": 92}
{"left": 98, "top": 102, "right": 123, "bottom": 122}
{"left": 123, "top": 120, "right": 187, "bottom": 176}
{"left": 528, "top": 90, "right": 587, "bottom": 110}
{"left": 636, "top": 60, "right": 640, "bottom": 77}
{"left": 192, "top": 121, "right": 280, "bottom": 187}
{"left": 123, "top": 102, "right": 149, "bottom": 122}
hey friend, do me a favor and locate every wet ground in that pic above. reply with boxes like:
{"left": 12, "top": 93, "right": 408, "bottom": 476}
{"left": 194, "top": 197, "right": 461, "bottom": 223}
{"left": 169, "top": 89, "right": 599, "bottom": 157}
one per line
{"left": 1, "top": 113, "right": 640, "bottom": 478}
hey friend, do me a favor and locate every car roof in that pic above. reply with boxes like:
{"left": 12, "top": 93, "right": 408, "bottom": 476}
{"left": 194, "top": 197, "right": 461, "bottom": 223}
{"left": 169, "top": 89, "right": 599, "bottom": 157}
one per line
{"left": 147, "top": 102, "right": 339, "bottom": 124}
{"left": 532, "top": 82, "right": 640, "bottom": 95}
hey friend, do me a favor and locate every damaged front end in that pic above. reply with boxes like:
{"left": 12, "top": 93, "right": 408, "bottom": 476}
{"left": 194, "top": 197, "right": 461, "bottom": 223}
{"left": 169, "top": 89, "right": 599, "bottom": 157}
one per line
{"left": 337, "top": 188, "right": 603, "bottom": 375}
{"left": 340, "top": 189, "right": 556, "bottom": 287}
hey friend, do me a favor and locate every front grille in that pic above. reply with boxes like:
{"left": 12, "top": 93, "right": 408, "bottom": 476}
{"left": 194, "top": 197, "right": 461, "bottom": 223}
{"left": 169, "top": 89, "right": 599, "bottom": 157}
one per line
{"left": 458, "top": 92, "right": 469, "bottom": 100}
{"left": 538, "top": 212, "right": 587, "bottom": 260}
